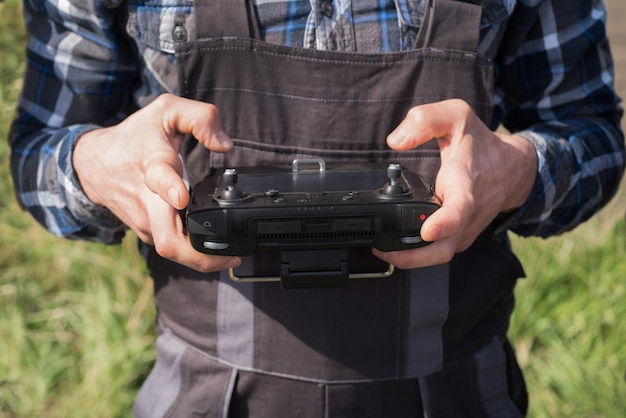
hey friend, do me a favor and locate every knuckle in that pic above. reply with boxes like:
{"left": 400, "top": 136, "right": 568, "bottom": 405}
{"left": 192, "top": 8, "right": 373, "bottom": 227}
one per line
{"left": 204, "top": 102, "right": 220, "bottom": 119}
{"left": 126, "top": 212, "right": 153, "bottom": 244}
{"left": 144, "top": 155, "right": 180, "bottom": 180}
{"left": 194, "top": 259, "right": 219, "bottom": 273}
{"left": 154, "top": 93, "right": 176, "bottom": 109}
{"left": 406, "top": 106, "right": 426, "bottom": 123}
{"left": 154, "top": 237, "right": 177, "bottom": 260}
{"left": 449, "top": 99, "right": 473, "bottom": 118}
{"left": 439, "top": 246, "right": 456, "bottom": 263}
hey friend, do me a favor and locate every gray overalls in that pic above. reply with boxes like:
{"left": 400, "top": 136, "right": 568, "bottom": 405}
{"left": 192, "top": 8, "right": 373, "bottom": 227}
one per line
{"left": 135, "top": 0, "right": 527, "bottom": 416}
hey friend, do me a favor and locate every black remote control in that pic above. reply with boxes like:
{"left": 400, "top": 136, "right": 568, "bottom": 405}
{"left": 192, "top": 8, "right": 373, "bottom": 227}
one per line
{"left": 186, "top": 160, "right": 440, "bottom": 257}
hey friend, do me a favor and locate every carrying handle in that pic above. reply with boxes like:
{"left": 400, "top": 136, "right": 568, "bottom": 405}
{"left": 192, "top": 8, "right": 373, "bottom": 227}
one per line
{"left": 292, "top": 159, "right": 326, "bottom": 173}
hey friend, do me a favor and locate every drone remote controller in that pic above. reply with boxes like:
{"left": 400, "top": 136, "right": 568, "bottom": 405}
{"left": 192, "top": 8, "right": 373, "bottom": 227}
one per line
{"left": 186, "top": 160, "right": 440, "bottom": 257}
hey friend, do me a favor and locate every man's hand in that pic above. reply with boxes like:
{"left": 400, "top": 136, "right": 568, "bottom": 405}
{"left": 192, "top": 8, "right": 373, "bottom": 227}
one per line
{"left": 373, "top": 99, "right": 538, "bottom": 269}
{"left": 73, "top": 94, "right": 241, "bottom": 272}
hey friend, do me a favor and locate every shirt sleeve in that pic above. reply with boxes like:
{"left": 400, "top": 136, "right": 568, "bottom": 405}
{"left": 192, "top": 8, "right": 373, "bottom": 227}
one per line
{"left": 9, "top": 0, "right": 138, "bottom": 244}
{"left": 492, "top": 0, "right": 625, "bottom": 238}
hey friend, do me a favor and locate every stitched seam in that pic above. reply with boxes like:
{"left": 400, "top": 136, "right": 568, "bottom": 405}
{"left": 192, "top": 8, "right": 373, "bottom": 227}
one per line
{"left": 185, "top": 88, "right": 493, "bottom": 107}
{"left": 177, "top": 43, "right": 492, "bottom": 67}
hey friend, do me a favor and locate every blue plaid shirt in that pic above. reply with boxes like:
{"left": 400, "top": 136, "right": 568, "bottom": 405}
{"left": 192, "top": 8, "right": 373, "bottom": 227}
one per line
{"left": 9, "top": 0, "right": 625, "bottom": 244}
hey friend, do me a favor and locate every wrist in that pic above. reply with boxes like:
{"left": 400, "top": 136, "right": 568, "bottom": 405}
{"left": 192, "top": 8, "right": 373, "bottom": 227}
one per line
{"left": 72, "top": 127, "right": 111, "bottom": 207}
{"left": 64, "top": 126, "right": 125, "bottom": 233}
{"left": 497, "top": 133, "right": 539, "bottom": 213}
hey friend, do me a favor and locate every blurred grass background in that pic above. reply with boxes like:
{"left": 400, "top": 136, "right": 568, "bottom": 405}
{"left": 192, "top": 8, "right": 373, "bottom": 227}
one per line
{"left": 0, "top": 1, "right": 155, "bottom": 416}
{"left": 1, "top": 0, "right": 624, "bottom": 416}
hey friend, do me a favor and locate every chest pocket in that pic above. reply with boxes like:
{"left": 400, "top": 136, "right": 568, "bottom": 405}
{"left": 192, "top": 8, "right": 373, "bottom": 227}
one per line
{"left": 123, "top": 0, "right": 195, "bottom": 94}
{"left": 397, "top": 0, "right": 515, "bottom": 54}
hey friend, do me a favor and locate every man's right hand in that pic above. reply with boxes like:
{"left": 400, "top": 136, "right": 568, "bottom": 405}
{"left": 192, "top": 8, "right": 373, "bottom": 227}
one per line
{"left": 73, "top": 94, "right": 241, "bottom": 272}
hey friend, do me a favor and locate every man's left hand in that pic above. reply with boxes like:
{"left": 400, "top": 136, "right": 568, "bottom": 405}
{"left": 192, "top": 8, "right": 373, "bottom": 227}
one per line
{"left": 373, "top": 99, "right": 538, "bottom": 269}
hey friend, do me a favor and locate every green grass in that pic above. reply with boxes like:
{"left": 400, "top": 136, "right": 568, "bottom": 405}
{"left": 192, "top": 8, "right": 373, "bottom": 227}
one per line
{"left": 1, "top": 2, "right": 155, "bottom": 416}
{"left": 1, "top": 0, "right": 625, "bottom": 416}
{"left": 510, "top": 214, "right": 626, "bottom": 417}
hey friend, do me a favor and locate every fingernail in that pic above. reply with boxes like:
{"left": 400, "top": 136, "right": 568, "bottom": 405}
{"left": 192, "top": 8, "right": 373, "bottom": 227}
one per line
{"left": 168, "top": 187, "right": 180, "bottom": 207}
{"left": 426, "top": 224, "right": 444, "bottom": 242}
{"left": 216, "top": 130, "right": 233, "bottom": 149}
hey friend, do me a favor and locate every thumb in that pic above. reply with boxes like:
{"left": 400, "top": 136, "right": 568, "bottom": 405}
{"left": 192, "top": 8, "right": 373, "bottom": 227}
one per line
{"left": 158, "top": 94, "right": 234, "bottom": 152}
{"left": 387, "top": 99, "right": 471, "bottom": 151}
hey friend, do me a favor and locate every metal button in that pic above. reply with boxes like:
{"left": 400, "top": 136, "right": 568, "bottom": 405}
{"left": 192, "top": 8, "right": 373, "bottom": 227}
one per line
{"left": 400, "top": 235, "right": 423, "bottom": 245}
{"left": 321, "top": 1, "right": 334, "bottom": 18}
{"left": 202, "top": 240, "right": 230, "bottom": 250}
{"left": 172, "top": 25, "right": 188, "bottom": 43}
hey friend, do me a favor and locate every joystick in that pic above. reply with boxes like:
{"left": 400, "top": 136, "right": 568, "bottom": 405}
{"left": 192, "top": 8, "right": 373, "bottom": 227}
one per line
{"left": 376, "top": 163, "right": 411, "bottom": 199}
{"left": 216, "top": 168, "right": 249, "bottom": 204}
{"left": 384, "top": 163, "right": 406, "bottom": 194}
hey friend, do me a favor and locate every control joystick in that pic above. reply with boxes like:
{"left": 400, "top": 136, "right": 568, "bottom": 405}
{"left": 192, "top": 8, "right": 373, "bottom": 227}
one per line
{"left": 376, "top": 164, "right": 411, "bottom": 199}
{"left": 217, "top": 169, "right": 249, "bottom": 203}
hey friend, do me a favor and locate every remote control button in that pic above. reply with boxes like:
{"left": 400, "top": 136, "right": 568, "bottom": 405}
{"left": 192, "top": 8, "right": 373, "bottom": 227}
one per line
{"left": 202, "top": 241, "right": 230, "bottom": 250}
{"left": 402, "top": 207, "right": 430, "bottom": 230}
{"left": 200, "top": 216, "right": 217, "bottom": 232}
{"left": 400, "top": 235, "right": 423, "bottom": 245}
{"left": 187, "top": 212, "right": 227, "bottom": 236}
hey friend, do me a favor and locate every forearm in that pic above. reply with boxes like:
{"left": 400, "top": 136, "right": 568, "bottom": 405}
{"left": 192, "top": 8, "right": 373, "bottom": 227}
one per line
{"left": 9, "top": 0, "right": 137, "bottom": 243}
{"left": 500, "top": 117, "right": 625, "bottom": 237}
{"left": 9, "top": 117, "right": 126, "bottom": 244}
{"left": 494, "top": 0, "right": 625, "bottom": 237}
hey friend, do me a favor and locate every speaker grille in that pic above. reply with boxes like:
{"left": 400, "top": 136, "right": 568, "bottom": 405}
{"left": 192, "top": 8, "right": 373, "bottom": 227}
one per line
{"left": 257, "top": 231, "right": 373, "bottom": 241}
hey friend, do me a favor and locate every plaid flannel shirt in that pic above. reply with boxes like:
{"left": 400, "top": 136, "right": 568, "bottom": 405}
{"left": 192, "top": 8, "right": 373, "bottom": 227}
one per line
{"left": 9, "top": 0, "right": 625, "bottom": 244}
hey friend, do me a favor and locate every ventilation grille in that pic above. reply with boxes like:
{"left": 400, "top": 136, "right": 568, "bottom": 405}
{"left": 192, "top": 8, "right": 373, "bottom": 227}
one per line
{"left": 257, "top": 231, "right": 373, "bottom": 241}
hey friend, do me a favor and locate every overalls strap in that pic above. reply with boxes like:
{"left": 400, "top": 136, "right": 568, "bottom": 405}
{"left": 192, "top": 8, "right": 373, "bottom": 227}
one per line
{"left": 415, "top": 0, "right": 482, "bottom": 51}
{"left": 194, "top": 0, "right": 261, "bottom": 39}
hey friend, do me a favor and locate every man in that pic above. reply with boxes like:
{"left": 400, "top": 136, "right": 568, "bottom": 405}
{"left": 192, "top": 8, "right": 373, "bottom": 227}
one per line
{"left": 10, "top": 0, "right": 625, "bottom": 416}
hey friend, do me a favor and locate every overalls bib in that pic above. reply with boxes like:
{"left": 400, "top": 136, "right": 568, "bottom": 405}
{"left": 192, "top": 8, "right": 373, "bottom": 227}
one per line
{"left": 135, "top": 1, "right": 527, "bottom": 416}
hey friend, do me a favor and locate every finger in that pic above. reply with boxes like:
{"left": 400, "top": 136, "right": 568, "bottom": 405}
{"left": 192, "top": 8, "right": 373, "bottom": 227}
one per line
{"left": 386, "top": 99, "right": 472, "bottom": 150}
{"left": 143, "top": 152, "right": 190, "bottom": 210}
{"left": 372, "top": 236, "right": 459, "bottom": 269}
{"left": 421, "top": 167, "right": 473, "bottom": 243}
{"left": 157, "top": 94, "right": 234, "bottom": 152}
{"left": 147, "top": 190, "right": 241, "bottom": 272}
